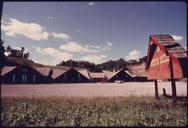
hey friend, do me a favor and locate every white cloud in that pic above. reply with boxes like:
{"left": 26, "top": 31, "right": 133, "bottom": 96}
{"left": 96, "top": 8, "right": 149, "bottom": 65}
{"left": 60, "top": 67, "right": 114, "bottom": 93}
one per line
{"left": 2, "top": 18, "right": 49, "bottom": 41}
{"left": 84, "top": 44, "right": 102, "bottom": 49}
{"left": 84, "top": 41, "right": 112, "bottom": 52}
{"left": 183, "top": 46, "right": 187, "bottom": 51}
{"left": 47, "top": 16, "right": 53, "bottom": 20}
{"left": 32, "top": 46, "right": 73, "bottom": 65}
{"left": 171, "top": 35, "right": 183, "bottom": 42}
{"left": 43, "top": 47, "right": 73, "bottom": 60}
{"left": 59, "top": 41, "right": 98, "bottom": 53}
{"left": 51, "top": 32, "right": 70, "bottom": 40}
{"left": 88, "top": 2, "right": 96, "bottom": 6}
{"left": 106, "top": 41, "right": 112, "bottom": 46}
{"left": 80, "top": 54, "right": 106, "bottom": 64}
{"left": 102, "top": 41, "right": 112, "bottom": 51}
{"left": 125, "top": 50, "right": 141, "bottom": 60}
{"left": 2, "top": 18, "right": 5, "bottom": 24}
{"left": 32, "top": 46, "right": 46, "bottom": 55}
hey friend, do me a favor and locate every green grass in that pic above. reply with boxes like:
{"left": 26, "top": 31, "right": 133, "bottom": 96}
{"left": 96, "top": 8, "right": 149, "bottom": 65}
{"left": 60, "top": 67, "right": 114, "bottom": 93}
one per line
{"left": 1, "top": 96, "right": 187, "bottom": 127}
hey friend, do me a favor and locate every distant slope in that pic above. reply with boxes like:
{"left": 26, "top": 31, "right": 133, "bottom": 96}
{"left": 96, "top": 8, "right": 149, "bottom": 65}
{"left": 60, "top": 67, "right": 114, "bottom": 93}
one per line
{"left": 127, "top": 63, "right": 147, "bottom": 77}
{"left": 4, "top": 56, "right": 43, "bottom": 67}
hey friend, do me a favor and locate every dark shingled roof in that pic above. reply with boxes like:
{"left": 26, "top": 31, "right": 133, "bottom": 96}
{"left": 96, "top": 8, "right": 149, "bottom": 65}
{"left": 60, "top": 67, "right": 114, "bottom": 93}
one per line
{"left": 1, "top": 66, "right": 16, "bottom": 76}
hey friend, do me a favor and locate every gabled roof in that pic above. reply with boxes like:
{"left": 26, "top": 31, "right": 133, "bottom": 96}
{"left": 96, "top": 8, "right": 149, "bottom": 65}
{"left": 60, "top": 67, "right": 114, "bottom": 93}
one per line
{"left": 89, "top": 72, "right": 105, "bottom": 79}
{"left": 1, "top": 66, "right": 16, "bottom": 76}
{"left": 146, "top": 35, "right": 187, "bottom": 70}
{"left": 76, "top": 69, "right": 90, "bottom": 79}
{"left": 35, "top": 67, "right": 51, "bottom": 76}
{"left": 51, "top": 68, "right": 67, "bottom": 79}
{"left": 1, "top": 64, "right": 46, "bottom": 77}
{"left": 125, "top": 70, "right": 136, "bottom": 77}
{"left": 108, "top": 68, "right": 134, "bottom": 80}
{"left": 35, "top": 66, "right": 69, "bottom": 79}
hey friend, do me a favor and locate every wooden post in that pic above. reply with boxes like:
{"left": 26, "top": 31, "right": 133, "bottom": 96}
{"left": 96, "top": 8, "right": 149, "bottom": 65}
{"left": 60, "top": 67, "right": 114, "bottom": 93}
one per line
{"left": 154, "top": 80, "right": 159, "bottom": 99}
{"left": 163, "top": 88, "right": 167, "bottom": 96}
{"left": 169, "top": 58, "right": 177, "bottom": 104}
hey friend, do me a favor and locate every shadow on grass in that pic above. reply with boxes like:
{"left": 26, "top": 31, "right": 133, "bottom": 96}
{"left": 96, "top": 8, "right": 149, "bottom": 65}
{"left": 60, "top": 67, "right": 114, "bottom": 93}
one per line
{"left": 160, "top": 88, "right": 187, "bottom": 106}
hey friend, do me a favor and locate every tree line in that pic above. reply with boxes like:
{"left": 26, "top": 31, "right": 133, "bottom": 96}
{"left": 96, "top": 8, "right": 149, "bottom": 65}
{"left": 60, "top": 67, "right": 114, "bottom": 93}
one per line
{"left": 0, "top": 40, "right": 147, "bottom": 71}
{"left": 5, "top": 45, "right": 30, "bottom": 59}
{"left": 57, "top": 56, "right": 147, "bottom": 72}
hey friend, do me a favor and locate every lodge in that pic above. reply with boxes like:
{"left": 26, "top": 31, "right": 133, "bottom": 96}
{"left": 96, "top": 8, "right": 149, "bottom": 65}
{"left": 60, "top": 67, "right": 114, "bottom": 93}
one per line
{"left": 1, "top": 63, "right": 147, "bottom": 84}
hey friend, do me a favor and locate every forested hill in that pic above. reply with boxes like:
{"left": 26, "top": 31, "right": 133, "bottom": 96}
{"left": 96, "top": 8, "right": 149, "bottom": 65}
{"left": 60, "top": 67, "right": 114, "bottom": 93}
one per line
{"left": 57, "top": 56, "right": 147, "bottom": 72}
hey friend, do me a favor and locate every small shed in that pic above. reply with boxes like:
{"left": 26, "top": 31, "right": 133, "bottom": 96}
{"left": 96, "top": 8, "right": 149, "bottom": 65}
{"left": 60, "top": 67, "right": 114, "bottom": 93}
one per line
{"left": 145, "top": 35, "right": 187, "bottom": 100}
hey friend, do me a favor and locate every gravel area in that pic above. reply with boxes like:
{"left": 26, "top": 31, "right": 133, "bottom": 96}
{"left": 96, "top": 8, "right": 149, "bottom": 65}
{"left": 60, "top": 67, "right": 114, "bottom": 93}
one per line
{"left": 1, "top": 82, "right": 187, "bottom": 97}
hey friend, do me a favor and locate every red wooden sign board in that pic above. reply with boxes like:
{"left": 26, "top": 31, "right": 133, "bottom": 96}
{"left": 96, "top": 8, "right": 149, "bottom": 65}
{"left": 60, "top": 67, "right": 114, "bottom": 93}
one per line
{"left": 146, "top": 35, "right": 187, "bottom": 80}
{"left": 145, "top": 35, "right": 187, "bottom": 102}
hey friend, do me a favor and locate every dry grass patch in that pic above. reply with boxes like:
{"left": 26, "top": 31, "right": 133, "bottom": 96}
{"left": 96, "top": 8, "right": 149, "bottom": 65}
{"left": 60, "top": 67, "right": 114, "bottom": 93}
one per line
{"left": 1, "top": 96, "right": 187, "bottom": 127}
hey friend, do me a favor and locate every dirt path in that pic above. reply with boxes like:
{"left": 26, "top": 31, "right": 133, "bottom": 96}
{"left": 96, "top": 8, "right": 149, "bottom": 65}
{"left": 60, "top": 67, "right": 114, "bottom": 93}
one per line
{"left": 1, "top": 82, "right": 187, "bottom": 97}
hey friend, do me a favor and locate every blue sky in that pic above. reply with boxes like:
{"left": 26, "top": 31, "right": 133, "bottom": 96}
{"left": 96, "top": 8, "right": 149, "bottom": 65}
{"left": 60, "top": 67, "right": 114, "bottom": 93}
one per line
{"left": 1, "top": 2, "right": 187, "bottom": 65}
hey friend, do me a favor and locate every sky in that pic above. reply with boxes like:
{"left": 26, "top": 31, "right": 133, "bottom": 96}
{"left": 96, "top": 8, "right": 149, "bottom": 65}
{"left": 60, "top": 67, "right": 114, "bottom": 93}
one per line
{"left": 1, "top": 2, "right": 187, "bottom": 65}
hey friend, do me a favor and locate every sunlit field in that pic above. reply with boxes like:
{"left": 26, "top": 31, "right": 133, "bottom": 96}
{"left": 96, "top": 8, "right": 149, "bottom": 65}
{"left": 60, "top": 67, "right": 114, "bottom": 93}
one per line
{"left": 1, "top": 82, "right": 187, "bottom": 97}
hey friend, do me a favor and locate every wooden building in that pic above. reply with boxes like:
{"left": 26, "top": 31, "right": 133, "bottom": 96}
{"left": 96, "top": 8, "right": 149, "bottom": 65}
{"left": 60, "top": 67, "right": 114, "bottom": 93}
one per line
{"left": 108, "top": 68, "right": 134, "bottom": 82}
{"left": 53, "top": 68, "right": 90, "bottom": 83}
{"left": 1, "top": 64, "right": 50, "bottom": 84}
{"left": 145, "top": 35, "right": 187, "bottom": 100}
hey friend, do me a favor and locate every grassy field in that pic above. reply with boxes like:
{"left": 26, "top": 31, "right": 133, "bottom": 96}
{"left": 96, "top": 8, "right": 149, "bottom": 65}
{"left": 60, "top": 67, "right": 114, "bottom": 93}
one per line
{"left": 1, "top": 96, "right": 187, "bottom": 127}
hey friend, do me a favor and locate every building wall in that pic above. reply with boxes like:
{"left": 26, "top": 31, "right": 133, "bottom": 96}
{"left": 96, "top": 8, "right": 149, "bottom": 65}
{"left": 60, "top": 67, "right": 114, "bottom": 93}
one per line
{"left": 54, "top": 69, "right": 90, "bottom": 83}
{"left": 133, "top": 77, "right": 148, "bottom": 82}
{"left": 90, "top": 78, "right": 104, "bottom": 82}
{"left": 2, "top": 65, "right": 49, "bottom": 84}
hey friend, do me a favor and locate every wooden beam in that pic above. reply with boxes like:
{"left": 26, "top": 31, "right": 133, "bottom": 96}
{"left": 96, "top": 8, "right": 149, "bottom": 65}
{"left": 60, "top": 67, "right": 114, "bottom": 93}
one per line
{"left": 154, "top": 80, "right": 159, "bottom": 99}
{"left": 169, "top": 58, "right": 177, "bottom": 104}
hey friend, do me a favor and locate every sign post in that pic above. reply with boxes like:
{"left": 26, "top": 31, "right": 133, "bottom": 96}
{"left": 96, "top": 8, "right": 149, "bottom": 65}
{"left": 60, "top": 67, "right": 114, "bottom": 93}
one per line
{"left": 169, "top": 58, "right": 177, "bottom": 104}
{"left": 146, "top": 35, "right": 187, "bottom": 104}
{"left": 154, "top": 80, "right": 159, "bottom": 99}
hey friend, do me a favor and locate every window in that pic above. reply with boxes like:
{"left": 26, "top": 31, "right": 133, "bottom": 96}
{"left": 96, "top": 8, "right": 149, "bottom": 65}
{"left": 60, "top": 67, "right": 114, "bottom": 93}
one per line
{"left": 12, "top": 74, "right": 15, "bottom": 83}
{"left": 22, "top": 74, "right": 27, "bottom": 83}
{"left": 33, "top": 74, "right": 36, "bottom": 83}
